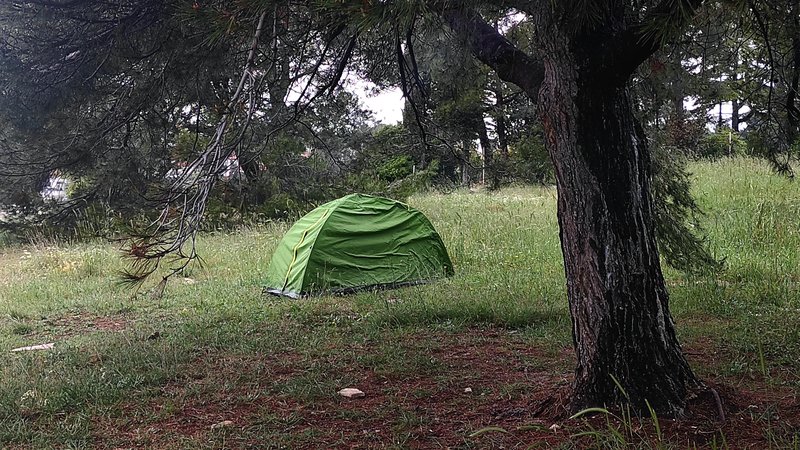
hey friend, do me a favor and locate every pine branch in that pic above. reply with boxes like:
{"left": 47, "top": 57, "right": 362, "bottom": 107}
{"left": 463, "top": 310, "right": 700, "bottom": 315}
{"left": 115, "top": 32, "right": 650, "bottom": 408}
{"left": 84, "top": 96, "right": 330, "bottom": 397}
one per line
{"left": 121, "top": 10, "right": 270, "bottom": 286}
{"left": 601, "top": 0, "right": 707, "bottom": 86}
{"left": 441, "top": 7, "right": 543, "bottom": 99}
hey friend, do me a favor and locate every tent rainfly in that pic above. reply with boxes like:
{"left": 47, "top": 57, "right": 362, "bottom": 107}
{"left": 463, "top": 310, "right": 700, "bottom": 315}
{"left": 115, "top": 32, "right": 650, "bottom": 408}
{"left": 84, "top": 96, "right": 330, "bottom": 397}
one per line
{"left": 265, "top": 193, "right": 453, "bottom": 298}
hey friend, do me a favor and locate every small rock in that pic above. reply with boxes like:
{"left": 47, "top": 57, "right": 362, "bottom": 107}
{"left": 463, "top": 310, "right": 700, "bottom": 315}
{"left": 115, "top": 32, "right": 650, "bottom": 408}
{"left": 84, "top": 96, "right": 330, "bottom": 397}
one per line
{"left": 11, "top": 343, "right": 55, "bottom": 352}
{"left": 549, "top": 424, "right": 561, "bottom": 432}
{"left": 211, "top": 420, "right": 234, "bottom": 430}
{"left": 464, "top": 387, "right": 473, "bottom": 393}
{"left": 338, "top": 388, "right": 365, "bottom": 398}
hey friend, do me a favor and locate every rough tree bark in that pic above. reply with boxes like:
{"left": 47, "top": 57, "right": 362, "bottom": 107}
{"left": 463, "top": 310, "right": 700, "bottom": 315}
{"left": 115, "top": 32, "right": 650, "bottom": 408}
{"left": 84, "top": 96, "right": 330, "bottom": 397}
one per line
{"left": 535, "top": 22, "right": 697, "bottom": 414}
{"left": 446, "top": 1, "right": 704, "bottom": 415}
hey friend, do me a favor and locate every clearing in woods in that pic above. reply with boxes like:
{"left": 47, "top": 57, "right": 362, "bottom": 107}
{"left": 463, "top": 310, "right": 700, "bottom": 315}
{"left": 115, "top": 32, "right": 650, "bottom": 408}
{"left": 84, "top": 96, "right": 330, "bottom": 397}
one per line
{"left": 0, "top": 158, "right": 799, "bottom": 448}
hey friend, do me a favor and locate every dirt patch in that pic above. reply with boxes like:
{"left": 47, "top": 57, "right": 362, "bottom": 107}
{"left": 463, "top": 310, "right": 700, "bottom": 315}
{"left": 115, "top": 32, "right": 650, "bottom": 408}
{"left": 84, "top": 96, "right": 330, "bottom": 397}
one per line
{"left": 40, "top": 311, "right": 131, "bottom": 339}
{"left": 94, "top": 328, "right": 800, "bottom": 449}
{"left": 88, "top": 315, "right": 129, "bottom": 332}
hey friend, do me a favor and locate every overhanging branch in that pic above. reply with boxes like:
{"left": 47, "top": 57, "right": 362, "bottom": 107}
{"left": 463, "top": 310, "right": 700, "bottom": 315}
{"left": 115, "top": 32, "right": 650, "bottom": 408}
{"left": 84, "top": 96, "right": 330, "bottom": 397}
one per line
{"left": 602, "top": 0, "right": 706, "bottom": 84}
{"left": 442, "top": 7, "right": 543, "bottom": 99}
{"left": 121, "top": 10, "right": 270, "bottom": 288}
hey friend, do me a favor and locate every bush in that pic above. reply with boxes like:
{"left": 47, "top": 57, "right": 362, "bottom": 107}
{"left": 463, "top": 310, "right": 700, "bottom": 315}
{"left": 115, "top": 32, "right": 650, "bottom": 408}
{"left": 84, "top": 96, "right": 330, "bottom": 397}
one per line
{"left": 377, "top": 155, "right": 413, "bottom": 182}
{"left": 0, "top": 229, "right": 19, "bottom": 248}
{"left": 696, "top": 128, "right": 747, "bottom": 159}
{"left": 744, "top": 127, "right": 800, "bottom": 160}
{"left": 507, "top": 130, "right": 554, "bottom": 185}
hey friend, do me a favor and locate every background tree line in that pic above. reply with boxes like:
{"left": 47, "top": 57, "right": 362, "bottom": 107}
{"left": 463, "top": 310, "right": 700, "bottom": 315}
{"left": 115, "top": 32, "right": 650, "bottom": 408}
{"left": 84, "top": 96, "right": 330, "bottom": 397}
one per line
{"left": 1, "top": 1, "right": 790, "bottom": 278}
{"left": 1, "top": 1, "right": 795, "bottom": 237}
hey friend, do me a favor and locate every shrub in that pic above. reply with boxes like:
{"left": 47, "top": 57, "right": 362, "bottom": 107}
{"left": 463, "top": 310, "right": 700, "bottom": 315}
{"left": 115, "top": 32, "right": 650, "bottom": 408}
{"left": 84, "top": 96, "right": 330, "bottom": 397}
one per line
{"left": 696, "top": 128, "right": 747, "bottom": 159}
{"left": 377, "top": 155, "right": 413, "bottom": 182}
{"left": 507, "top": 130, "right": 554, "bottom": 185}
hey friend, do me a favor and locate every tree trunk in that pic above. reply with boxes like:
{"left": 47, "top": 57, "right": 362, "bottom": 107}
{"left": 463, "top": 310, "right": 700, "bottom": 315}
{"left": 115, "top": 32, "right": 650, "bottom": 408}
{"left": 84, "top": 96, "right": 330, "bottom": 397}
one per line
{"left": 444, "top": 3, "right": 703, "bottom": 417}
{"left": 494, "top": 86, "right": 509, "bottom": 158}
{"left": 477, "top": 117, "right": 495, "bottom": 187}
{"left": 732, "top": 55, "right": 740, "bottom": 132}
{"left": 786, "top": 0, "right": 800, "bottom": 142}
{"left": 536, "top": 32, "right": 698, "bottom": 416}
{"left": 672, "top": 90, "right": 685, "bottom": 122}
{"left": 461, "top": 141, "right": 471, "bottom": 187}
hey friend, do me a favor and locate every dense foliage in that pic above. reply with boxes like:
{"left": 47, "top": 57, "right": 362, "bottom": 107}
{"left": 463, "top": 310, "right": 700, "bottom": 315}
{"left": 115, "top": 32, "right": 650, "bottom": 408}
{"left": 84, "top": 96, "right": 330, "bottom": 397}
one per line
{"left": 1, "top": 1, "right": 795, "bottom": 274}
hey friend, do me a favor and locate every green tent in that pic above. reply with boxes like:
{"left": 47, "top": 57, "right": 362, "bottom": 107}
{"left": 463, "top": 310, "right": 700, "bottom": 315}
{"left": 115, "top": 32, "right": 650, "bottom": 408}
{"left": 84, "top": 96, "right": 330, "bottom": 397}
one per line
{"left": 265, "top": 193, "right": 453, "bottom": 298}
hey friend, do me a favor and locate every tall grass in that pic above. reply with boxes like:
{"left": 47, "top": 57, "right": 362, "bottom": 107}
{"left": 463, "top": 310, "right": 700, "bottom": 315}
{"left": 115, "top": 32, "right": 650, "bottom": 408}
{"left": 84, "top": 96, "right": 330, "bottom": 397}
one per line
{"left": 369, "top": 186, "right": 567, "bottom": 330}
{"left": 667, "top": 158, "right": 800, "bottom": 377}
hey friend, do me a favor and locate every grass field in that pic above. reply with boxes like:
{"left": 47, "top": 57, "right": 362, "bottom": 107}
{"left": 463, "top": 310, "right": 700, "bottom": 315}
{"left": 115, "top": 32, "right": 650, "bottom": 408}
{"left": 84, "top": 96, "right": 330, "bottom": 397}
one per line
{"left": 0, "top": 158, "right": 799, "bottom": 448}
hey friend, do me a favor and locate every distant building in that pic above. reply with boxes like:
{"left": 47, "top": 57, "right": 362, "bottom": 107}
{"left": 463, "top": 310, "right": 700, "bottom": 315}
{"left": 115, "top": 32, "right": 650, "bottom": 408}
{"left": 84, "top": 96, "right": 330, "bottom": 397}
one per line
{"left": 221, "top": 154, "right": 244, "bottom": 180}
{"left": 165, "top": 154, "right": 244, "bottom": 183}
{"left": 41, "top": 174, "right": 69, "bottom": 201}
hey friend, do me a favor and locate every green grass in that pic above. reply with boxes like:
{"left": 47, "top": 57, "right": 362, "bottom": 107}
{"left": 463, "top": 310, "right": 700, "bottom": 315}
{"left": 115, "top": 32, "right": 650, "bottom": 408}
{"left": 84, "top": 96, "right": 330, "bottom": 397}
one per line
{"left": 0, "top": 157, "right": 798, "bottom": 448}
{"left": 668, "top": 159, "right": 800, "bottom": 380}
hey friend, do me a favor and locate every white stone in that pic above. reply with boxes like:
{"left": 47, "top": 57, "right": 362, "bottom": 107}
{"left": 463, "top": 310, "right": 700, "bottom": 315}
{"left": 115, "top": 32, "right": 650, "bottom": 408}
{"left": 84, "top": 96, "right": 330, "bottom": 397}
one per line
{"left": 464, "top": 387, "right": 473, "bottom": 393}
{"left": 211, "top": 420, "right": 234, "bottom": 430}
{"left": 338, "top": 388, "right": 365, "bottom": 398}
{"left": 11, "top": 343, "right": 55, "bottom": 352}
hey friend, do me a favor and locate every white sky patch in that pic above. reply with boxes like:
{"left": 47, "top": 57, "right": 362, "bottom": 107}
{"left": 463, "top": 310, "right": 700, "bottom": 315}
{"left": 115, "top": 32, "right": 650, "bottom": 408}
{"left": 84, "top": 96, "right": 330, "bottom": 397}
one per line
{"left": 683, "top": 57, "right": 703, "bottom": 74}
{"left": 683, "top": 96, "right": 700, "bottom": 112}
{"left": 348, "top": 78, "right": 405, "bottom": 125}
{"left": 684, "top": 97, "right": 751, "bottom": 131}
{"left": 282, "top": 71, "right": 405, "bottom": 125}
{"left": 359, "top": 87, "right": 404, "bottom": 124}
{"left": 708, "top": 102, "right": 750, "bottom": 130}
{"left": 285, "top": 74, "right": 315, "bottom": 104}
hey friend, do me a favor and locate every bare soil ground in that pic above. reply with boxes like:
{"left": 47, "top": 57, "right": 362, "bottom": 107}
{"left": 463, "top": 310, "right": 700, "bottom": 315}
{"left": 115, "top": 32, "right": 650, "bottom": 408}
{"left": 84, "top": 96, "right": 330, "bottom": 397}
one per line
{"left": 92, "top": 328, "right": 800, "bottom": 449}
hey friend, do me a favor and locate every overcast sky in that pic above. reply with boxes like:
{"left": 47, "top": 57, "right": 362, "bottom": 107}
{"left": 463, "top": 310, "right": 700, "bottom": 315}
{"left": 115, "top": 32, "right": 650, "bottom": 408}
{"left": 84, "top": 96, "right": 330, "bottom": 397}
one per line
{"left": 356, "top": 87, "right": 743, "bottom": 130}
{"left": 351, "top": 81, "right": 404, "bottom": 125}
